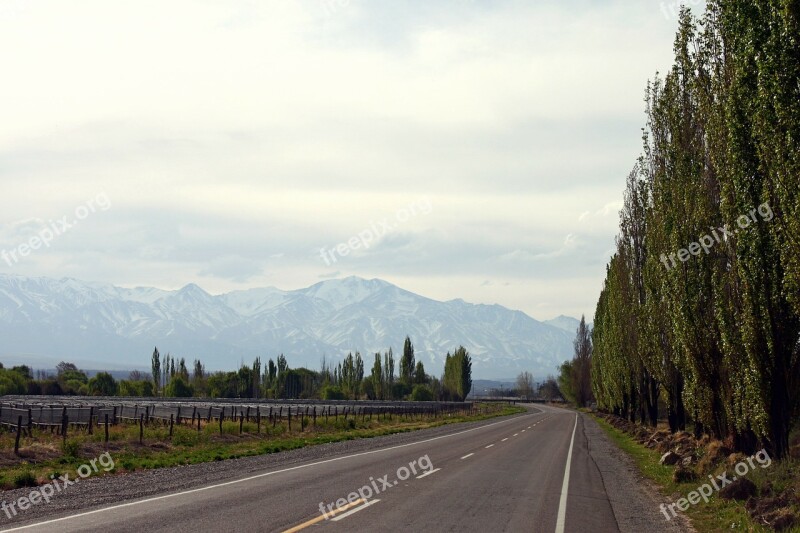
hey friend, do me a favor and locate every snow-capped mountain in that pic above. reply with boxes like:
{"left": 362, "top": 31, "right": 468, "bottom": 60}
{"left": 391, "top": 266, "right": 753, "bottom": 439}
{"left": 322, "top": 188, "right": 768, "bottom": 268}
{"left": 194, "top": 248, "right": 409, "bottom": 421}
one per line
{"left": 543, "top": 315, "right": 581, "bottom": 334}
{"left": 0, "top": 274, "right": 577, "bottom": 379}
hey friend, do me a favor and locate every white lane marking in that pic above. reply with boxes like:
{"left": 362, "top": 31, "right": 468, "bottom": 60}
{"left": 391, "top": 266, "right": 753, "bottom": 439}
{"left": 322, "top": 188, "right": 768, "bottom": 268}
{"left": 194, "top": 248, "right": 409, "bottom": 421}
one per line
{"left": 0, "top": 412, "right": 535, "bottom": 532}
{"left": 555, "top": 413, "right": 579, "bottom": 533}
{"left": 330, "top": 499, "right": 381, "bottom": 521}
{"left": 461, "top": 453, "right": 474, "bottom": 460}
{"left": 513, "top": 433, "right": 519, "bottom": 437}
{"left": 522, "top": 430, "right": 526, "bottom": 433}
{"left": 416, "top": 468, "right": 441, "bottom": 479}
{"left": 501, "top": 438, "right": 508, "bottom": 442}
{"left": 485, "top": 444, "right": 494, "bottom": 449}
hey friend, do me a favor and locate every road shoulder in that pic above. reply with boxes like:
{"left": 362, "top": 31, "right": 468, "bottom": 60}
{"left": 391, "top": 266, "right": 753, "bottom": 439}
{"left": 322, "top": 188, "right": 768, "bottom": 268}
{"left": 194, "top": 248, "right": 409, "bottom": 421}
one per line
{"left": 580, "top": 413, "right": 695, "bottom": 533}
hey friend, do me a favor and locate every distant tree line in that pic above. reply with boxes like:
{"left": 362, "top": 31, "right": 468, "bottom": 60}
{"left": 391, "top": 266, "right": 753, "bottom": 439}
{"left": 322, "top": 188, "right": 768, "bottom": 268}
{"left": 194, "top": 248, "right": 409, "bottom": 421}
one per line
{"left": 0, "top": 336, "right": 474, "bottom": 402}
{"left": 588, "top": 3, "right": 800, "bottom": 458}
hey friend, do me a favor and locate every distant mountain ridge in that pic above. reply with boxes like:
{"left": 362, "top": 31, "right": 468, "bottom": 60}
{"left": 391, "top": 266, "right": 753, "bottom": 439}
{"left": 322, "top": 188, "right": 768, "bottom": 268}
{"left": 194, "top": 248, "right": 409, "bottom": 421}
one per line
{"left": 0, "top": 274, "right": 576, "bottom": 379}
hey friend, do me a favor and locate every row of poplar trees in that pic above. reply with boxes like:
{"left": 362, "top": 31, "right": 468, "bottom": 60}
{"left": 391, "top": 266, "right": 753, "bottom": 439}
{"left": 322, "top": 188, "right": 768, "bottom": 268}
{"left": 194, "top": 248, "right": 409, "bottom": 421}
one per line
{"left": 592, "top": 2, "right": 800, "bottom": 458}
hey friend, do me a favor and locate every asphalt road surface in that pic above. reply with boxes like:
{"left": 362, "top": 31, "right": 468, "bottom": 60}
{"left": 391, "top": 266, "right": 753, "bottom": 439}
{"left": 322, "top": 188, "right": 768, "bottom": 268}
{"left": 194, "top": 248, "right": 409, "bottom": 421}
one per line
{"left": 0, "top": 405, "right": 690, "bottom": 533}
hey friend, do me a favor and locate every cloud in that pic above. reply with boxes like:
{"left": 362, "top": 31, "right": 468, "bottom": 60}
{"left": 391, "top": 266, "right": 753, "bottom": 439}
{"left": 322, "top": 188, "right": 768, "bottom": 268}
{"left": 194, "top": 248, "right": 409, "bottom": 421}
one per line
{"left": 197, "top": 256, "right": 267, "bottom": 283}
{"left": 0, "top": 0, "right": 681, "bottom": 321}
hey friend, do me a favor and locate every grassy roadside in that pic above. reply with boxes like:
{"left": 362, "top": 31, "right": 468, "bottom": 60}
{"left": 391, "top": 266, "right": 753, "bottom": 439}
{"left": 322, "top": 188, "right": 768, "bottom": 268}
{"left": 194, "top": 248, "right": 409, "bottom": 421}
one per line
{"left": 0, "top": 403, "right": 524, "bottom": 491}
{"left": 591, "top": 414, "right": 785, "bottom": 532}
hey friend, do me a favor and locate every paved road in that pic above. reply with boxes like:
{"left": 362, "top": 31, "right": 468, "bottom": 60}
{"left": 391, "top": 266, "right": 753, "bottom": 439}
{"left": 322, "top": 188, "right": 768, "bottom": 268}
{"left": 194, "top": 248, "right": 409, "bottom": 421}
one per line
{"left": 0, "top": 405, "right": 682, "bottom": 533}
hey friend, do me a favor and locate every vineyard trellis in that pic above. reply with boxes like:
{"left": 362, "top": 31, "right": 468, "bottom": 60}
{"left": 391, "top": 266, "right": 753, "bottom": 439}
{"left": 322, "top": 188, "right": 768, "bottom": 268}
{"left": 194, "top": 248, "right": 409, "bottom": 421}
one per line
{"left": 0, "top": 396, "right": 479, "bottom": 446}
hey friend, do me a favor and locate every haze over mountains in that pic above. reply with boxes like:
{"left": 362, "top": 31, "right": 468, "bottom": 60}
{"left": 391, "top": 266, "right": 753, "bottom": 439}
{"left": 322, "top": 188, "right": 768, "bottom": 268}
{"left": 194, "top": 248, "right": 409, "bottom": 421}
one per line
{"left": 0, "top": 274, "right": 578, "bottom": 379}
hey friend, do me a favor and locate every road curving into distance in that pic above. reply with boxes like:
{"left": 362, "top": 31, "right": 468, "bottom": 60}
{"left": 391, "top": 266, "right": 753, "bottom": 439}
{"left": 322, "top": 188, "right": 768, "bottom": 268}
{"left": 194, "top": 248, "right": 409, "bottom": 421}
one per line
{"left": 0, "top": 404, "right": 691, "bottom": 533}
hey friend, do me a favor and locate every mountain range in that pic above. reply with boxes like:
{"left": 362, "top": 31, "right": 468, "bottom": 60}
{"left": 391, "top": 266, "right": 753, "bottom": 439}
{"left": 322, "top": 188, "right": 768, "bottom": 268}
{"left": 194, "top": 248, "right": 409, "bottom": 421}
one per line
{"left": 0, "top": 274, "right": 580, "bottom": 379}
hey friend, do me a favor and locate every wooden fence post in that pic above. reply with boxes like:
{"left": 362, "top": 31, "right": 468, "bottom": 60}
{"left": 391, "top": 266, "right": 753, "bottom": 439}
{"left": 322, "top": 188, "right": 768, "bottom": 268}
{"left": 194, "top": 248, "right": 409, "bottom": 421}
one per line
{"left": 139, "top": 414, "right": 144, "bottom": 444}
{"left": 104, "top": 414, "right": 109, "bottom": 448}
{"left": 239, "top": 412, "right": 244, "bottom": 434}
{"left": 61, "top": 407, "right": 68, "bottom": 443}
{"left": 88, "top": 406, "right": 94, "bottom": 435}
{"left": 169, "top": 414, "right": 174, "bottom": 437}
{"left": 14, "top": 415, "right": 22, "bottom": 455}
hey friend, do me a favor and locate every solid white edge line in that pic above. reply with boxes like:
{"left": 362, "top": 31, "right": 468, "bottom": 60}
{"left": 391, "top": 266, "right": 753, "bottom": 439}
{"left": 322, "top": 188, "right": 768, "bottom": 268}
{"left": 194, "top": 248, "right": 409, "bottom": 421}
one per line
{"left": 415, "top": 467, "right": 441, "bottom": 479}
{"left": 460, "top": 453, "right": 474, "bottom": 460}
{"left": 0, "top": 411, "right": 535, "bottom": 532}
{"left": 555, "top": 413, "right": 578, "bottom": 533}
{"left": 330, "top": 499, "right": 381, "bottom": 522}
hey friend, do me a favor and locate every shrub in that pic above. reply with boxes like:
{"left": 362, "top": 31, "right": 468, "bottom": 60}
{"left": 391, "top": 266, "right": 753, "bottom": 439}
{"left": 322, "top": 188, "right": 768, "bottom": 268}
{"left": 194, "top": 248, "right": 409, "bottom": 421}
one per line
{"left": 321, "top": 386, "right": 345, "bottom": 400}
{"left": 62, "top": 440, "right": 81, "bottom": 458}
{"left": 13, "top": 471, "right": 37, "bottom": 488}
{"left": 410, "top": 385, "right": 434, "bottom": 401}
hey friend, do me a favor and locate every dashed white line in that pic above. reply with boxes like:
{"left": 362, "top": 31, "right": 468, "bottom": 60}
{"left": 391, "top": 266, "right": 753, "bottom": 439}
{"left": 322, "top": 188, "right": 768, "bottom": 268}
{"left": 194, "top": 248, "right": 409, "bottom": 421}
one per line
{"left": 331, "top": 499, "right": 381, "bottom": 522}
{"left": 461, "top": 453, "right": 474, "bottom": 460}
{"left": 513, "top": 433, "right": 519, "bottom": 437}
{"left": 416, "top": 468, "right": 441, "bottom": 479}
{"left": 485, "top": 444, "right": 494, "bottom": 449}
{"left": 501, "top": 438, "right": 508, "bottom": 442}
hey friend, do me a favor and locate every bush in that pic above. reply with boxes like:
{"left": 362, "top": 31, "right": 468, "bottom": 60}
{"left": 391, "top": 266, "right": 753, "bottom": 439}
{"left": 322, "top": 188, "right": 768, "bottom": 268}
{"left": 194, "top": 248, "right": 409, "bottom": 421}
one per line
{"left": 13, "top": 471, "right": 37, "bottom": 488}
{"left": 321, "top": 386, "right": 345, "bottom": 400}
{"left": 410, "top": 385, "right": 434, "bottom": 401}
{"left": 88, "top": 372, "right": 118, "bottom": 396}
{"left": 62, "top": 440, "right": 80, "bottom": 458}
{"left": 165, "top": 376, "right": 194, "bottom": 398}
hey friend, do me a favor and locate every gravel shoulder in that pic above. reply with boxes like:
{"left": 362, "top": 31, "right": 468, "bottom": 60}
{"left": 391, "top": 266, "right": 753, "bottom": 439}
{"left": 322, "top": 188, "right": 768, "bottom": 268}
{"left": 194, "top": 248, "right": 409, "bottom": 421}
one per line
{"left": 580, "top": 412, "right": 695, "bottom": 533}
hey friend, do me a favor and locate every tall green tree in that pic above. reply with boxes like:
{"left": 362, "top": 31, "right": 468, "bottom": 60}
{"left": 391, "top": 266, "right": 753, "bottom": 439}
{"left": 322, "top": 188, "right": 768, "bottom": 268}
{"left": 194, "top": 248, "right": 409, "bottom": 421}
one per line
{"left": 151, "top": 347, "right": 160, "bottom": 396}
{"left": 592, "top": 1, "right": 800, "bottom": 457}
{"left": 443, "top": 346, "right": 472, "bottom": 401}
{"left": 371, "top": 353, "right": 384, "bottom": 400}
{"left": 400, "top": 336, "right": 415, "bottom": 386}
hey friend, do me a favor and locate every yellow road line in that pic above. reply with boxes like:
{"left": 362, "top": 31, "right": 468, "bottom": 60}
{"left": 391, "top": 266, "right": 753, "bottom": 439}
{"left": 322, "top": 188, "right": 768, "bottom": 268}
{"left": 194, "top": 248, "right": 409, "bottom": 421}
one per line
{"left": 282, "top": 498, "right": 366, "bottom": 533}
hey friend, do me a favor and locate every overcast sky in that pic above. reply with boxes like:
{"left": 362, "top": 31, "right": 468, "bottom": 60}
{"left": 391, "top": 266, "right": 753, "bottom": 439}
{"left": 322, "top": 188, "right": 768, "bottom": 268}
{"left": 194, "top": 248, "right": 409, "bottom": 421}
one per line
{"left": 0, "top": 0, "right": 696, "bottom": 321}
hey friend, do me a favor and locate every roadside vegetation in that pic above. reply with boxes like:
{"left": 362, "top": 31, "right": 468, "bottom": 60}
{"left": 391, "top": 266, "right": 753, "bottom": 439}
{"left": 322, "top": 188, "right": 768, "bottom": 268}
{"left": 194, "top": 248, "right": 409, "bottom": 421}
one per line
{"left": 588, "top": 2, "right": 799, "bottom": 460}
{"left": 550, "top": 3, "right": 799, "bottom": 530}
{"left": 593, "top": 414, "right": 800, "bottom": 532}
